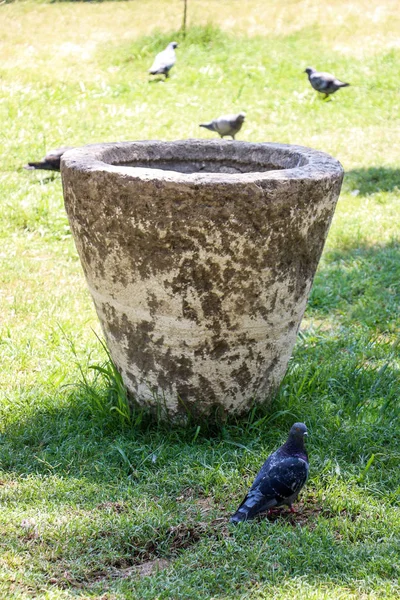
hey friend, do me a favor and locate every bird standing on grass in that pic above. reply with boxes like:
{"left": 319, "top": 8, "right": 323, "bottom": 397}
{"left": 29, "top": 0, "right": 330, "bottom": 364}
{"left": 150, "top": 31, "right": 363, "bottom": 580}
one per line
{"left": 24, "top": 147, "right": 73, "bottom": 172}
{"left": 199, "top": 112, "right": 246, "bottom": 140}
{"left": 230, "top": 422, "right": 309, "bottom": 524}
{"left": 148, "top": 42, "right": 178, "bottom": 79}
{"left": 304, "top": 67, "right": 350, "bottom": 99}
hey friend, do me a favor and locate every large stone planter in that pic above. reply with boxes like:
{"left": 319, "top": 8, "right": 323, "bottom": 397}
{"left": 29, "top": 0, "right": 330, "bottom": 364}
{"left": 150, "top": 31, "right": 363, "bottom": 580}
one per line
{"left": 61, "top": 140, "right": 343, "bottom": 419}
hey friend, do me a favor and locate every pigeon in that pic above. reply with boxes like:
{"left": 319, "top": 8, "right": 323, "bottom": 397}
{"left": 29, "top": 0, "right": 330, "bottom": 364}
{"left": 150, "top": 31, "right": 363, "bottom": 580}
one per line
{"left": 199, "top": 112, "right": 246, "bottom": 140}
{"left": 149, "top": 42, "right": 178, "bottom": 78}
{"left": 304, "top": 67, "right": 350, "bottom": 99}
{"left": 24, "top": 147, "right": 73, "bottom": 171}
{"left": 230, "top": 422, "right": 309, "bottom": 524}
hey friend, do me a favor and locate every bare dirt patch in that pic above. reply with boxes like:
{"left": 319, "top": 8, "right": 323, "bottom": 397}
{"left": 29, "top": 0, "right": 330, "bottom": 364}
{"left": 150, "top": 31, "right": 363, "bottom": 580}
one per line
{"left": 252, "top": 495, "right": 361, "bottom": 527}
{"left": 176, "top": 488, "right": 219, "bottom": 516}
{"left": 49, "top": 518, "right": 229, "bottom": 589}
{"left": 89, "top": 558, "right": 171, "bottom": 583}
{"left": 47, "top": 495, "right": 348, "bottom": 591}
{"left": 136, "top": 558, "right": 170, "bottom": 577}
{"left": 39, "top": 497, "right": 357, "bottom": 591}
{"left": 96, "top": 501, "right": 127, "bottom": 514}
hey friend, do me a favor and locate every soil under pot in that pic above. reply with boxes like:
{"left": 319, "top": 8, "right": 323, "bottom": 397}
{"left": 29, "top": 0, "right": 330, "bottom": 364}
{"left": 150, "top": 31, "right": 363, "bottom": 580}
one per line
{"left": 61, "top": 140, "right": 344, "bottom": 420}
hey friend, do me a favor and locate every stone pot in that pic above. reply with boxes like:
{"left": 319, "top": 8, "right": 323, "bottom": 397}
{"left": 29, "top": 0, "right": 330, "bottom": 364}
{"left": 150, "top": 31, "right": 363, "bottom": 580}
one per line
{"left": 61, "top": 140, "right": 343, "bottom": 419}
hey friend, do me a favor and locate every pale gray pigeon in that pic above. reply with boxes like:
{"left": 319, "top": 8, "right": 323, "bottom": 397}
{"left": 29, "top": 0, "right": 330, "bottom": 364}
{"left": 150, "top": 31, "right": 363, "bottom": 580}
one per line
{"left": 230, "top": 422, "right": 309, "bottom": 524}
{"left": 24, "top": 147, "right": 73, "bottom": 171}
{"left": 199, "top": 112, "right": 246, "bottom": 139}
{"left": 305, "top": 67, "right": 350, "bottom": 99}
{"left": 149, "top": 42, "right": 178, "bottom": 78}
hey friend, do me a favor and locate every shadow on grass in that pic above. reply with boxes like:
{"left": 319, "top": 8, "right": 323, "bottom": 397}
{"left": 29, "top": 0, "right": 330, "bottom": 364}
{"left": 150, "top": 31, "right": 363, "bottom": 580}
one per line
{"left": 0, "top": 227, "right": 398, "bottom": 483}
{"left": 0, "top": 233, "right": 398, "bottom": 480}
{"left": 308, "top": 239, "right": 400, "bottom": 332}
{"left": 344, "top": 167, "right": 400, "bottom": 195}
{"left": 1, "top": 334, "right": 398, "bottom": 485}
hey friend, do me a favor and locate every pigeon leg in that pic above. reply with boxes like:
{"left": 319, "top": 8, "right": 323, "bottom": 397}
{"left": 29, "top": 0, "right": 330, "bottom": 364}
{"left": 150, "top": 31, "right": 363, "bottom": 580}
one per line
{"left": 289, "top": 505, "right": 296, "bottom": 513}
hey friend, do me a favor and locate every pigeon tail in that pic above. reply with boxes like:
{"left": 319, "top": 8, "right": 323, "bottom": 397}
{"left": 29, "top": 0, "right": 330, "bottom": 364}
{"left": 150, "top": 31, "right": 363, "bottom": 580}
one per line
{"left": 199, "top": 122, "right": 216, "bottom": 132}
{"left": 230, "top": 489, "right": 275, "bottom": 524}
{"left": 337, "top": 82, "right": 350, "bottom": 88}
{"left": 23, "top": 147, "right": 72, "bottom": 172}
{"left": 24, "top": 161, "right": 59, "bottom": 171}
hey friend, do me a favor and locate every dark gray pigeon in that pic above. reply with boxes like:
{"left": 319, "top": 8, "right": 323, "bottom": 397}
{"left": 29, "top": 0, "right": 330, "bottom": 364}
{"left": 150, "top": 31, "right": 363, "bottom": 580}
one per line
{"left": 149, "top": 42, "right": 178, "bottom": 78}
{"left": 230, "top": 422, "right": 309, "bottom": 524}
{"left": 199, "top": 112, "right": 246, "bottom": 139}
{"left": 24, "top": 147, "right": 73, "bottom": 171}
{"left": 305, "top": 67, "right": 350, "bottom": 99}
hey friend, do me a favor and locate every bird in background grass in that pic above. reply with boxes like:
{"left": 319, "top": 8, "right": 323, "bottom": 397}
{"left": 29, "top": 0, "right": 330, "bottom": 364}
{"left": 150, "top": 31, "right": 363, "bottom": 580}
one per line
{"left": 24, "top": 147, "right": 73, "bottom": 172}
{"left": 305, "top": 67, "right": 350, "bottom": 99}
{"left": 230, "top": 422, "right": 309, "bottom": 524}
{"left": 199, "top": 112, "right": 246, "bottom": 139}
{"left": 23, "top": 61, "right": 349, "bottom": 174}
{"left": 149, "top": 41, "right": 178, "bottom": 79}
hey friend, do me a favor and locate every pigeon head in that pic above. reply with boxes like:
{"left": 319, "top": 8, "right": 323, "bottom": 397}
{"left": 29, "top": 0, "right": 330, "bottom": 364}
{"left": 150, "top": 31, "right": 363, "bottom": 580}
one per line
{"left": 288, "top": 422, "right": 308, "bottom": 444}
{"left": 169, "top": 42, "right": 178, "bottom": 49}
{"left": 304, "top": 67, "right": 315, "bottom": 75}
{"left": 237, "top": 112, "right": 246, "bottom": 123}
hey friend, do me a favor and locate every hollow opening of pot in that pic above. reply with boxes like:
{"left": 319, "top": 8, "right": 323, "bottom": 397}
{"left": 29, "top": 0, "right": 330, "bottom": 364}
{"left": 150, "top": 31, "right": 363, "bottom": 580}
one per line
{"left": 102, "top": 143, "right": 309, "bottom": 175}
{"left": 115, "top": 158, "right": 288, "bottom": 174}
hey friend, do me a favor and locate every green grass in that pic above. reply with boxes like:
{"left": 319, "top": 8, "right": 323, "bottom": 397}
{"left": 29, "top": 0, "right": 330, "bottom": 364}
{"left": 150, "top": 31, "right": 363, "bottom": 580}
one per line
{"left": 0, "top": 1, "right": 399, "bottom": 598}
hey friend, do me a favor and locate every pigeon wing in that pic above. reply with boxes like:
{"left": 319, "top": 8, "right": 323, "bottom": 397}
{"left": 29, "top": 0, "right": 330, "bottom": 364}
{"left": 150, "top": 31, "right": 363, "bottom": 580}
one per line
{"left": 310, "top": 73, "right": 332, "bottom": 91}
{"left": 149, "top": 48, "right": 175, "bottom": 74}
{"left": 248, "top": 449, "right": 281, "bottom": 491}
{"left": 230, "top": 456, "right": 308, "bottom": 522}
{"left": 213, "top": 116, "right": 236, "bottom": 136}
{"left": 257, "top": 457, "right": 309, "bottom": 504}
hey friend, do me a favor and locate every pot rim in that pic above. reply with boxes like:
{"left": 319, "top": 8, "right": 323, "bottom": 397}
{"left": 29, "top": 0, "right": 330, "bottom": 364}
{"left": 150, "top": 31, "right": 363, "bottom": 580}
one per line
{"left": 61, "top": 139, "right": 343, "bottom": 185}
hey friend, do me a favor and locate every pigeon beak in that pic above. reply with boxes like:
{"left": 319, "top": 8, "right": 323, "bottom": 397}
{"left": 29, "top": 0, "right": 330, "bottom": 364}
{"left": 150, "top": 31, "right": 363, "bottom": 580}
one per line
{"left": 304, "top": 432, "right": 308, "bottom": 436}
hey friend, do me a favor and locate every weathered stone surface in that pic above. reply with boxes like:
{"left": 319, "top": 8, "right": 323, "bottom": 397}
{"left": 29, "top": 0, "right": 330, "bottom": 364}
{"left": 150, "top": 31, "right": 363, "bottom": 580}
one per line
{"left": 61, "top": 140, "right": 343, "bottom": 419}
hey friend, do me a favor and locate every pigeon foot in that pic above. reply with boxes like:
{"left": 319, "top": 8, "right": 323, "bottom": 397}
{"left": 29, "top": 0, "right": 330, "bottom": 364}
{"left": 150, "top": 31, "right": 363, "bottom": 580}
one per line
{"left": 267, "top": 507, "right": 281, "bottom": 515}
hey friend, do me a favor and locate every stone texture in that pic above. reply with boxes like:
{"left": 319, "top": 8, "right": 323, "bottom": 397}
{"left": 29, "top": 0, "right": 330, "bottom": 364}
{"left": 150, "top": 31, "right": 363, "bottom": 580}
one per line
{"left": 61, "top": 140, "right": 344, "bottom": 419}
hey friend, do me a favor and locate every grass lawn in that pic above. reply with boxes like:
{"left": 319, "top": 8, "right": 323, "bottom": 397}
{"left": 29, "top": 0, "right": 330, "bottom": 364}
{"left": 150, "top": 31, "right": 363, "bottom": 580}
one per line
{"left": 0, "top": 1, "right": 399, "bottom": 598}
